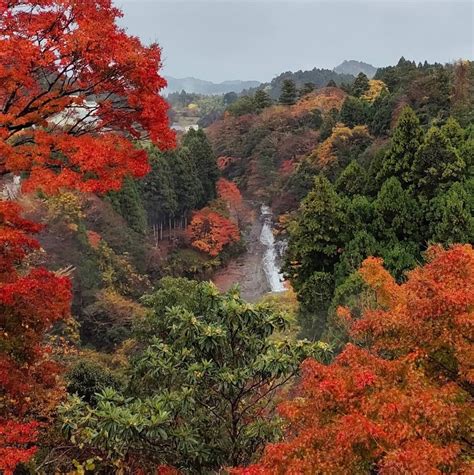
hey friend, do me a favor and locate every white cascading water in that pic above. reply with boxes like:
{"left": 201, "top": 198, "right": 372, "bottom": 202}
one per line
{"left": 260, "top": 205, "right": 286, "bottom": 292}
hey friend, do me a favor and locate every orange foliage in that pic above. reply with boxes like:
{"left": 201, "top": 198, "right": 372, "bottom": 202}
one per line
{"left": 0, "top": 0, "right": 174, "bottom": 193}
{"left": 86, "top": 230, "right": 102, "bottom": 249}
{"left": 217, "top": 156, "right": 240, "bottom": 171}
{"left": 217, "top": 178, "right": 243, "bottom": 207}
{"left": 0, "top": 202, "right": 71, "bottom": 474}
{"left": 292, "top": 87, "right": 347, "bottom": 116}
{"left": 315, "top": 123, "right": 370, "bottom": 168}
{"left": 0, "top": 1, "right": 174, "bottom": 470}
{"left": 187, "top": 208, "right": 240, "bottom": 257}
{"left": 234, "top": 245, "right": 473, "bottom": 474}
{"left": 279, "top": 159, "right": 295, "bottom": 176}
{"left": 353, "top": 244, "right": 474, "bottom": 384}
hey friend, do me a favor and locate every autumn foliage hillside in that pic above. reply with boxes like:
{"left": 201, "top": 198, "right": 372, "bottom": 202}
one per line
{"left": 207, "top": 87, "right": 347, "bottom": 203}
{"left": 234, "top": 244, "right": 474, "bottom": 474}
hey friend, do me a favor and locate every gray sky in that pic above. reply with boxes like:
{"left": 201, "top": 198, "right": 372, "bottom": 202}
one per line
{"left": 116, "top": 0, "right": 474, "bottom": 83}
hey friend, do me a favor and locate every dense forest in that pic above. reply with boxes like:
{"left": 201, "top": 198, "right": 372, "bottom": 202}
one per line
{"left": 1, "top": 1, "right": 473, "bottom": 474}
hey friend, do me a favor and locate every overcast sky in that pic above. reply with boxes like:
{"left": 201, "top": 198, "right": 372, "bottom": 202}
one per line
{"left": 115, "top": 0, "right": 473, "bottom": 83}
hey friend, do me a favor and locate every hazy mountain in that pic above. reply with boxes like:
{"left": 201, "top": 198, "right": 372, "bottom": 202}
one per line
{"left": 334, "top": 60, "right": 378, "bottom": 78}
{"left": 164, "top": 76, "right": 261, "bottom": 95}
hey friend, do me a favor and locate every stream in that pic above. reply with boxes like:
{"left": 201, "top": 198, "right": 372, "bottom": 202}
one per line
{"left": 260, "top": 205, "right": 286, "bottom": 293}
{"left": 213, "top": 204, "right": 286, "bottom": 301}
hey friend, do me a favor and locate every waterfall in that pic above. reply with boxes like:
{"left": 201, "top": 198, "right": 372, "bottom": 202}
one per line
{"left": 260, "top": 205, "right": 286, "bottom": 293}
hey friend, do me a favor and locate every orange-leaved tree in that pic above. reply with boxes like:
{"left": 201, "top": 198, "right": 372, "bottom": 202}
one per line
{"left": 217, "top": 177, "right": 246, "bottom": 223}
{"left": 0, "top": 1, "right": 174, "bottom": 472}
{"left": 233, "top": 245, "right": 473, "bottom": 474}
{"left": 217, "top": 178, "right": 242, "bottom": 208}
{"left": 187, "top": 207, "right": 240, "bottom": 257}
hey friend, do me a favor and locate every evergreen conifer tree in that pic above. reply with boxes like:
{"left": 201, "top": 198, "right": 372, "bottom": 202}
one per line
{"left": 279, "top": 79, "right": 297, "bottom": 105}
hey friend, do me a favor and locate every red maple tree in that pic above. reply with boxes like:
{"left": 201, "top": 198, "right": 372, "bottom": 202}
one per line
{"left": 217, "top": 178, "right": 243, "bottom": 207}
{"left": 0, "top": 1, "right": 174, "bottom": 472}
{"left": 0, "top": 0, "right": 175, "bottom": 192}
{"left": 187, "top": 207, "right": 240, "bottom": 257}
{"left": 233, "top": 245, "right": 473, "bottom": 474}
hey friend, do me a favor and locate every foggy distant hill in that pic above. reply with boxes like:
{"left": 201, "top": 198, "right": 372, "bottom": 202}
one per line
{"left": 165, "top": 76, "right": 261, "bottom": 95}
{"left": 334, "top": 60, "right": 378, "bottom": 78}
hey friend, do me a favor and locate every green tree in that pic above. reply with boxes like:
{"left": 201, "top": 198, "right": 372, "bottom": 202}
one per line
{"left": 373, "top": 176, "right": 419, "bottom": 241}
{"left": 279, "top": 79, "right": 297, "bottom": 105}
{"left": 441, "top": 116, "right": 466, "bottom": 149}
{"left": 334, "top": 230, "right": 378, "bottom": 285}
{"left": 141, "top": 148, "right": 178, "bottom": 224}
{"left": 335, "top": 160, "right": 367, "bottom": 196}
{"left": 254, "top": 89, "right": 272, "bottom": 110}
{"left": 370, "top": 91, "right": 394, "bottom": 137}
{"left": 223, "top": 91, "right": 238, "bottom": 106}
{"left": 182, "top": 128, "right": 218, "bottom": 206}
{"left": 283, "top": 177, "right": 346, "bottom": 338}
{"left": 170, "top": 146, "right": 203, "bottom": 215}
{"left": 284, "top": 175, "right": 345, "bottom": 290}
{"left": 299, "top": 82, "right": 315, "bottom": 97}
{"left": 319, "top": 108, "right": 339, "bottom": 140}
{"left": 412, "top": 126, "right": 466, "bottom": 197}
{"left": 227, "top": 95, "right": 257, "bottom": 116}
{"left": 326, "top": 79, "right": 337, "bottom": 88}
{"left": 378, "top": 106, "right": 423, "bottom": 186}
{"left": 67, "top": 360, "right": 122, "bottom": 406}
{"left": 428, "top": 182, "right": 474, "bottom": 244}
{"left": 351, "top": 72, "right": 370, "bottom": 97}
{"left": 108, "top": 176, "right": 147, "bottom": 234}
{"left": 60, "top": 279, "right": 330, "bottom": 472}
{"left": 339, "top": 96, "right": 369, "bottom": 127}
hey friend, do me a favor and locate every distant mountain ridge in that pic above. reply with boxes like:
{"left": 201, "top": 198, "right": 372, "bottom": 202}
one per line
{"left": 334, "top": 60, "right": 378, "bottom": 78}
{"left": 164, "top": 76, "right": 261, "bottom": 95}
{"left": 247, "top": 67, "right": 355, "bottom": 100}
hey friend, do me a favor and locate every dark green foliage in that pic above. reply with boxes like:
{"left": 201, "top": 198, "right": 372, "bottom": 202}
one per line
{"left": 374, "top": 56, "right": 418, "bottom": 91}
{"left": 254, "top": 89, "right": 272, "bottom": 110}
{"left": 319, "top": 108, "right": 339, "bottom": 140}
{"left": 373, "top": 177, "right": 419, "bottom": 241}
{"left": 428, "top": 182, "right": 474, "bottom": 244}
{"left": 326, "top": 79, "right": 337, "bottom": 88}
{"left": 61, "top": 280, "right": 330, "bottom": 472}
{"left": 308, "top": 108, "right": 323, "bottom": 129}
{"left": 334, "top": 230, "right": 378, "bottom": 284}
{"left": 370, "top": 91, "right": 395, "bottom": 137}
{"left": 170, "top": 146, "right": 203, "bottom": 214}
{"left": 67, "top": 360, "right": 122, "bottom": 405}
{"left": 299, "top": 82, "right": 315, "bottom": 97}
{"left": 227, "top": 95, "right": 257, "bottom": 116}
{"left": 141, "top": 148, "right": 178, "bottom": 223}
{"left": 378, "top": 106, "right": 423, "bottom": 187}
{"left": 298, "top": 271, "right": 334, "bottom": 340}
{"left": 223, "top": 91, "right": 238, "bottom": 106}
{"left": 182, "top": 128, "right": 219, "bottom": 207}
{"left": 351, "top": 72, "right": 370, "bottom": 97}
{"left": 412, "top": 125, "right": 466, "bottom": 197}
{"left": 108, "top": 176, "right": 147, "bottom": 234}
{"left": 285, "top": 176, "right": 345, "bottom": 286}
{"left": 160, "top": 249, "right": 220, "bottom": 279}
{"left": 279, "top": 79, "right": 297, "bottom": 105}
{"left": 335, "top": 160, "right": 367, "bottom": 196}
{"left": 266, "top": 67, "right": 353, "bottom": 100}
{"left": 339, "top": 96, "right": 370, "bottom": 127}
{"left": 287, "top": 158, "right": 319, "bottom": 201}
{"left": 284, "top": 102, "right": 473, "bottom": 346}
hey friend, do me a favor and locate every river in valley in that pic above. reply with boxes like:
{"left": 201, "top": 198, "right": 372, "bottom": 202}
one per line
{"left": 213, "top": 204, "right": 286, "bottom": 302}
